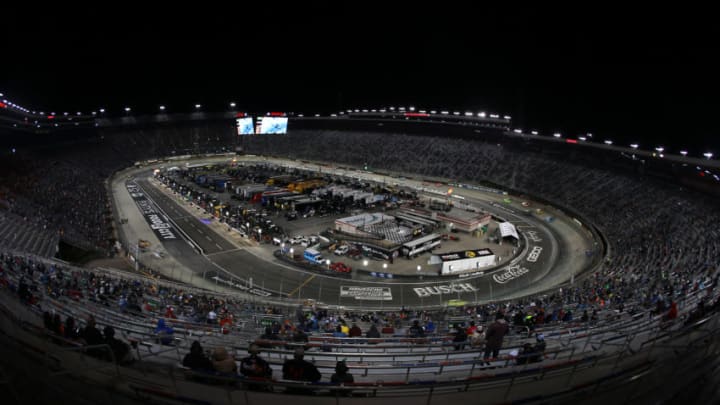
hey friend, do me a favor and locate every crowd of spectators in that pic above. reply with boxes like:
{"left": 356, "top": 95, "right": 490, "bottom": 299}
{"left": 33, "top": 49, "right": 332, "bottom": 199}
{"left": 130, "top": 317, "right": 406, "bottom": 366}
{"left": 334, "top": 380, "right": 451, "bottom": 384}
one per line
{"left": 246, "top": 129, "right": 720, "bottom": 318}
{"left": 1, "top": 123, "right": 720, "bottom": 393}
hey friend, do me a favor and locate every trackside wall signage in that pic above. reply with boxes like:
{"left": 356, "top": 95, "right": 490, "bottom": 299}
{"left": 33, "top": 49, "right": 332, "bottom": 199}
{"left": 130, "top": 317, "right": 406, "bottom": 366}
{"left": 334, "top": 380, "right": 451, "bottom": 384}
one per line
{"left": 492, "top": 265, "right": 530, "bottom": 284}
{"left": 340, "top": 286, "right": 392, "bottom": 301}
{"left": 126, "top": 182, "right": 178, "bottom": 240}
{"left": 413, "top": 283, "right": 478, "bottom": 297}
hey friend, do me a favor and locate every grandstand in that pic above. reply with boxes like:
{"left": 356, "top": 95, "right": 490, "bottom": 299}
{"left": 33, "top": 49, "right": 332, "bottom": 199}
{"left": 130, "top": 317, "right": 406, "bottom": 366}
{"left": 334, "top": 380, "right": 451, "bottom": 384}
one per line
{"left": 1, "top": 102, "right": 720, "bottom": 404}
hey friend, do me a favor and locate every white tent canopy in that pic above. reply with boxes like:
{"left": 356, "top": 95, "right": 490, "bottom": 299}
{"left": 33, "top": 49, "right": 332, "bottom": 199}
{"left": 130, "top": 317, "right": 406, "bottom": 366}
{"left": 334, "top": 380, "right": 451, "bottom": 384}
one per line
{"left": 498, "top": 222, "right": 519, "bottom": 240}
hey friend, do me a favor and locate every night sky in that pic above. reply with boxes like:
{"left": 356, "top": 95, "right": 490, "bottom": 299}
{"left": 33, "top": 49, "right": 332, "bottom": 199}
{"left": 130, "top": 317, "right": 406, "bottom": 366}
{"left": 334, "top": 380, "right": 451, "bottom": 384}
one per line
{"left": 2, "top": 5, "right": 719, "bottom": 154}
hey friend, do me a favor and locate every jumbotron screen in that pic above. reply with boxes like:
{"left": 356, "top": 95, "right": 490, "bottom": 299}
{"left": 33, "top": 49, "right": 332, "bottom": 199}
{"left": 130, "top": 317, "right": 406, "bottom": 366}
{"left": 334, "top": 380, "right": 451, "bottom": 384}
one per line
{"left": 235, "top": 117, "right": 254, "bottom": 135}
{"left": 257, "top": 116, "right": 288, "bottom": 134}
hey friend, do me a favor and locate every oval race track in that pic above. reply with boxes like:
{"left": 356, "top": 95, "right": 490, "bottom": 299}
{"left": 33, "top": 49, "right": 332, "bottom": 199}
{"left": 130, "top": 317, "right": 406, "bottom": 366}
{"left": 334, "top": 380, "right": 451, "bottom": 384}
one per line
{"left": 112, "top": 155, "right": 601, "bottom": 309}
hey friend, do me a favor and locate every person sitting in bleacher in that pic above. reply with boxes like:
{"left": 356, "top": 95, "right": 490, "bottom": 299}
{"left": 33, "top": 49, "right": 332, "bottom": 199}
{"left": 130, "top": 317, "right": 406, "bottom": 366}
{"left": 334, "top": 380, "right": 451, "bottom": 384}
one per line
{"left": 333, "top": 324, "right": 348, "bottom": 338}
{"left": 103, "top": 326, "right": 133, "bottom": 364}
{"left": 348, "top": 322, "right": 362, "bottom": 337}
{"left": 211, "top": 347, "right": 237, "bottom": 374}
{"left": 155, "top": 318, "right": 175, "bottom": 345}
{"left": 282, "top": 347, "right": 321, "bottom": 394}
{"left": 239, "top": 344, "right": 272, "bottom": 380}
{"left": 366, "top": 324, "right": 381, "bottom": 340}
{"left": 452, "top": 324, "right": 467, "bottom": 351}
{"left": 330, "top": 360, "right": 354, "bottom": 396}
{"left": 183, "top": 340, "right": 213, "bottom": 372}
{"left": 408, "top": 319, "right": 425, "bottom": 338}
{"left": 516, "top": 334, "right": 546, "bottom": 365}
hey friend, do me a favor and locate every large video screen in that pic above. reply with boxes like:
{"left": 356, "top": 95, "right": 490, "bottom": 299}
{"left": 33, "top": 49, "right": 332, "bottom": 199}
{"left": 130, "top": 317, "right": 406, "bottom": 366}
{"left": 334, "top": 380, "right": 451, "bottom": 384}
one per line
{"left": 258, "top": 116, "right": 288, "bottom": 134}
{"left": 236, "top": 117, "right": 254, "bottom": 135}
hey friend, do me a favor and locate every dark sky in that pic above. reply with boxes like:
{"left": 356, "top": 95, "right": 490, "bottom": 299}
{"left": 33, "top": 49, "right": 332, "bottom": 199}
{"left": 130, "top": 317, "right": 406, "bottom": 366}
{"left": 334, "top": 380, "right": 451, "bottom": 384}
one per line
{"left": 2, "top": 4, "right": 719, "bottom": 153}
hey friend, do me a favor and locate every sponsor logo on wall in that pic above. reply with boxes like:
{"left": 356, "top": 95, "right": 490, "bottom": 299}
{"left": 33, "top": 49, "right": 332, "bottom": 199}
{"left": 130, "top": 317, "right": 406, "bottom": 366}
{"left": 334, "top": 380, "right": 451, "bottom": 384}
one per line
{"left": 340, "top": 286, "right": 393, "bottom": 301}
{"left": 413, "top": 283, "right": 478, "bottom": 297}
{"left": 126, "top": 182, "right": 178, "bottom": 240}
{"left": 525, "top": 230, "right": 543, "bottom": 242}
{"left": 526, "top": 246, "right": 543, "bottom": 262}
{"left": 492, "top": 265, "right": 530, "bottom": 284}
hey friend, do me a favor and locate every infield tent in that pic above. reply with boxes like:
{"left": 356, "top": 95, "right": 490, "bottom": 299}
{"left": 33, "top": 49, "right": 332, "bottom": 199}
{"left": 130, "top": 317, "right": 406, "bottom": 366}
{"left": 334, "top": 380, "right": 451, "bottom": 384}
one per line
{"left": 497, "top": 222, "right": 519, "bottom": 240}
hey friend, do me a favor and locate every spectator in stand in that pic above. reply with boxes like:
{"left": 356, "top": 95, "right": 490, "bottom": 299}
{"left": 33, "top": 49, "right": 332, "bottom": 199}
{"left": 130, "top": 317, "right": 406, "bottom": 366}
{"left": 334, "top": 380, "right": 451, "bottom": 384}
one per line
{"left": 333, "top": 324, "right": 348, "bottom": 338}
{"left": 103, "top": 326, "right": 132, "bottom": 364}
{"left": 330, "top": 360, "right": 354, "bottom": 396}
{"left": 340, "top": 320, "right": 350, "bottom": 336}
{"left": 408, "top": 319, "right": 425, "bottom": 338}
{"left": 81, "top": 315, "right": 105, "bottom": 357}
{"left": 211, "top": 347, "right": 237, "bottom": 374}
{"left": 239, "top": 344, "right": 272, "bottom": 379}
{"left": 452, "top": 324, "right": 467, "bottom": 351}
{"left": 425, "top": 318, "right": 435, "bottom": 334}
{"left": 366, "top": 324, "right": 381, "bottom": 339}
{"left": 292, "top": 328, "right": 309, "bottom": 344}
{"left": 155, "top": 318, "right": 175, "bottom": 345}
{"left": 282, "top": 347, "right": 321, "bottom": 383}
{"left": 64, "top": 316, "right": 79, "bottom": 340}
{"left": 183, "top": 341, "right": 213, "bottom": 372}
{"left": 348, "top": 322, "right": 362, "bottom": 337}
{"left": 207, "top": 308, "right": 217, "bottom": 324}
{"left": 484, "top": 313, "right": 509, "bottom": 364}
{"left": 466, "top": 320, "right": 478, "bottom": 336}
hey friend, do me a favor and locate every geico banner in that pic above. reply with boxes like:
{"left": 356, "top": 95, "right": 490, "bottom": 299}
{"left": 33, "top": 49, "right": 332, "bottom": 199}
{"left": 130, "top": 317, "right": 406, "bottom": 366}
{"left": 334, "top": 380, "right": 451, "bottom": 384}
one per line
{"left": 526, "top": 246, "right": 543, "bottom": 262}
{"left": 413, "top": 283, "right": 478, "bottom": 297}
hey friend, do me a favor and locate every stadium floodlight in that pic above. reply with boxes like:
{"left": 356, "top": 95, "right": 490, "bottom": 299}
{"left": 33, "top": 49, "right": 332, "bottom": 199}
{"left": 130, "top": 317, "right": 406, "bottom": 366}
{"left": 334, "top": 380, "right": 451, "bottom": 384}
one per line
{"left": 63, "top": 112, "right": 69, "bottom": 116}
{"left": 371, "top": 109, "right": 377, "bottom": 112}
{"left": 362, "top": 109, "right": 368, "bottom": 113}
{"left": 409, "top": 106, "right": 415, "bottom": 111}
{"left": 91, "top": 111, "right": 96, "bottom": 115}
{"left": 553, "top": 133, "right": 562, "bottom": 138}
{"left": 704, "top": 152, "right": 714, "bottom": 159}
{"left": 76, "top": 112, "right": 82, "bottom": 116}
{"left": 0, "top": 93, "right": 3, "bottom": 97}
{"left": 504, "top": 115, "right": 512, "bottom": 120}
{"left": 354, "top": 109, "right": 360, "bottom": 112}
{"left": 490, "top": 114, "right": 500, "bottom": 118}
{"left": 531, "top": 130, "right": 538, "bottom": 135}
{"left": 587, "top": 133, "right": 593, "bottom": 137}
{"left": 655, "top": 147, "right": 664, "bottom": 153}
{"left": 630, "top": 144, "right": 639, "bottom": 149}
{"left": 194, "top": 104, "right": 201, "bottom": 109}
{"left": 314, "top": 113, "right": 320, "bottom": 117}
{"left": 430, "top": 110, "right": 437, "bottom": 114}
{"left": 159, "top": 105, "right": 166, "bottom": 111}
{"left": 680, "top": 150, "right": 688, "bottom": 156}
{"left": 99, "top": 108, "right": 105, "bottom": 113}
{"left": 453, "top": 111, "right": 460, "bottom": 116}
{"left": 330, "top": 114, "right": 336, "bottom": 117}
{"left": 478, "top": 112, "right": 486, "bottom": 117}
{"left": 513, "top": 129, "right": 522, "bottom": 134}
{"left": 441, "top": 111, "right": 449, "bottom": 115}
{"left": 604, "top": 140, "right": 613, "bottom": 145}
{"left": 124, "top": 107, "right": 131, "bottom": 112}
{"left": 229, "top": 102, "right": 236, "bottom": 108}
